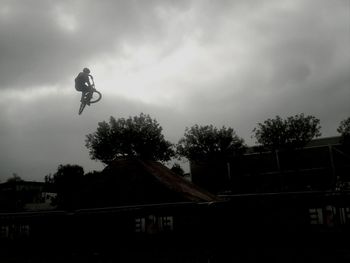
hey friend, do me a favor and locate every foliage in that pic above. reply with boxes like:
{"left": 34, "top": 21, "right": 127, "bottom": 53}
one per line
{"left": 177, "top": 124, "right": 246, "bottom": 162}
{"left": 51, "top": 164, "right": 84, "bottom": 186}
{"left": 47, "top": 164, "right": 84, "bottom": 210}
{"left": 7, "top": 173, "right": 23, "bottom": 183}
{"left": 85, "top": 113, "right": 175, "bottom": 165}
{"left": 337, "top": 117, "right": 350, "bottom": 145}
{"left": 170, "top": 163, "right": 185, "bottom": 176}
{"left": 252, "top": 114, "right": 322, "bottom": 151}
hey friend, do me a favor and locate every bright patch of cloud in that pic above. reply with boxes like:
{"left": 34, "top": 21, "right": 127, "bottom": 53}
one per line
{"left": 54, "top": 6, "right": 78, "bottom": 33}
{"left": 0, "top": 5, "right": 11, "bottom": 19}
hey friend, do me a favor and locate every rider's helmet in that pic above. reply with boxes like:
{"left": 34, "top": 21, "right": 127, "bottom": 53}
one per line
{"left": 83, "top": 67, "right": 91, "bottom": 74}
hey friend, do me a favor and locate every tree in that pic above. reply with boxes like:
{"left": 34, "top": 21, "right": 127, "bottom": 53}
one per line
{"left": 252, "top": 114, "right": 322, "bottom": 192}
{"left": 85, "top": 113, "right": 175, "bottom": 165}
{"left": 177, "top": 124, "right": 246, "bottom": 162}
{"left": 170, "top": 163, "right": 185, "bottom": 177}
{"left": 337, "top": 117, "right": 350, "bottom": 145}
{"left": 7, "top": 173, "right": 23, "bottom": 183}
{"left": 48, "top": 164, "right": 84, "bottom": 210}
{"left": 252, "top": 114, "right": 322, "bottom": 151}
{"left": 177, "top": 124, "right": 246, "bottom": 193}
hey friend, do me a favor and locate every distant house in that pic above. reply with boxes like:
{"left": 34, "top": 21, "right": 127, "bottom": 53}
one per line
{"left": 79, "top": 158, "right": 221, "bottom": 209}
{"left": 24, "top": 192, "right": 57, "bottom": 211}
{"left": 0, "top": 181, "right": 56, "bottom": 212}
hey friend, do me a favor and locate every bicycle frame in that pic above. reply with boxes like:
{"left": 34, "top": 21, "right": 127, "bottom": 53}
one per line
{"left": 78, "top": 76, "right": 102, "bottom": 115}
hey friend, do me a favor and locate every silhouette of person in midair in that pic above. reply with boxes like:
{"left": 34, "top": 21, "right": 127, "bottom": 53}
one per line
{"left": 75, "top": 67, "right": 94, "bottom": 105}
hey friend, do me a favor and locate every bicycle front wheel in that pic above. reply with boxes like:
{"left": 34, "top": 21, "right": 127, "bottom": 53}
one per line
{"left": 89, "top": 90, "right": 102, "bottom": 104}
{"left": 78, "top": 101, "right": 86, "bottom": 115}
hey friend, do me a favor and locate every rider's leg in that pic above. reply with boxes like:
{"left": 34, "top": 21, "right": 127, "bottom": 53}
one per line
{"left": 86, "top": 86, "right": 94, "bottom": 106}
{"left": 81, "top": 84, "right": 91, "bottom": 102}
{"left": 81, "top": 91, "right": 86, "bottom": 102}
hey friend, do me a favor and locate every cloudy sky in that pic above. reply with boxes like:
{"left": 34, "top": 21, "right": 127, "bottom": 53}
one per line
{"left": 0, "top": 0, "right": 349, "bottom": 182}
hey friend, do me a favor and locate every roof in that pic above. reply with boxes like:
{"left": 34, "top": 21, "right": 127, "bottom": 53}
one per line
{"left": 246, "top": 136, "right": 342, "bottom": 154}
{"left": 139, "top": 160, "right": 221, "bottom": 202}
{"left": 306, "top": 136, "right": 341, "bottom": 147}
{"left": 104, "top": 158, "right": 221, "bottom": 203}
{"left": 0, "top": 181, "right": 45, "bottom": 190}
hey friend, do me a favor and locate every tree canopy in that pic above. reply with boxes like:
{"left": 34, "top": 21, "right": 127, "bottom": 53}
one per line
{"left": 170, "top": 163, "right": 185, "bottom": 176}
{"left": 252, "top": 114, "right": 322, "bottom": 151}
{"left": 46, "top": 164, "right": 84, "bottom": 210}
{"left": 6, "top": 173, "right": 23, "bottom": 183}
{"left": 337, "top": 117, "right": 350, "bottom": 145}
{"left": 177, "top": 124, "right": 246, "bottom": 162}
{"left": 85, "top": 113, "right": 174, "bottom": 165}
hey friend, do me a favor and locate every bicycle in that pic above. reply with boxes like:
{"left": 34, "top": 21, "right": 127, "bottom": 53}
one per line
{"left": 78, "top": 77, "right": 102, "bottom": 115}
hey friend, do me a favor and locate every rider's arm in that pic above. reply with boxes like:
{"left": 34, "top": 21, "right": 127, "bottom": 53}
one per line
{"left": 88, "top": 74, "right": 94, "bottom": 87}
{"left": 82, "top": 73, "right": 92, "bottom": 86}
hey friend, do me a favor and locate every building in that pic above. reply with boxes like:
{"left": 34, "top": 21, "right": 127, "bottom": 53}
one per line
{"left": 0, "top": 181, "right": 56, "bottom": 212}
{"left": 78, "top": 158, "right": 221, "bottom": 209}
{"left": 190, "top": 136, "right": 350, "bottom": 194}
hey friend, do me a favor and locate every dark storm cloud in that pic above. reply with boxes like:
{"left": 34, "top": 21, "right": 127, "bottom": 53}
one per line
{"left": 176, "top": 0, "right": 349, "bottom": 140}
{"left": 0, "top": 0, "right": 349, "bottom": 181}
{"left": 1, "top": 0, "right": 347, "bottom": 92}
{"left": 0, "top": 0, "right": 189, "bottom": 89}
